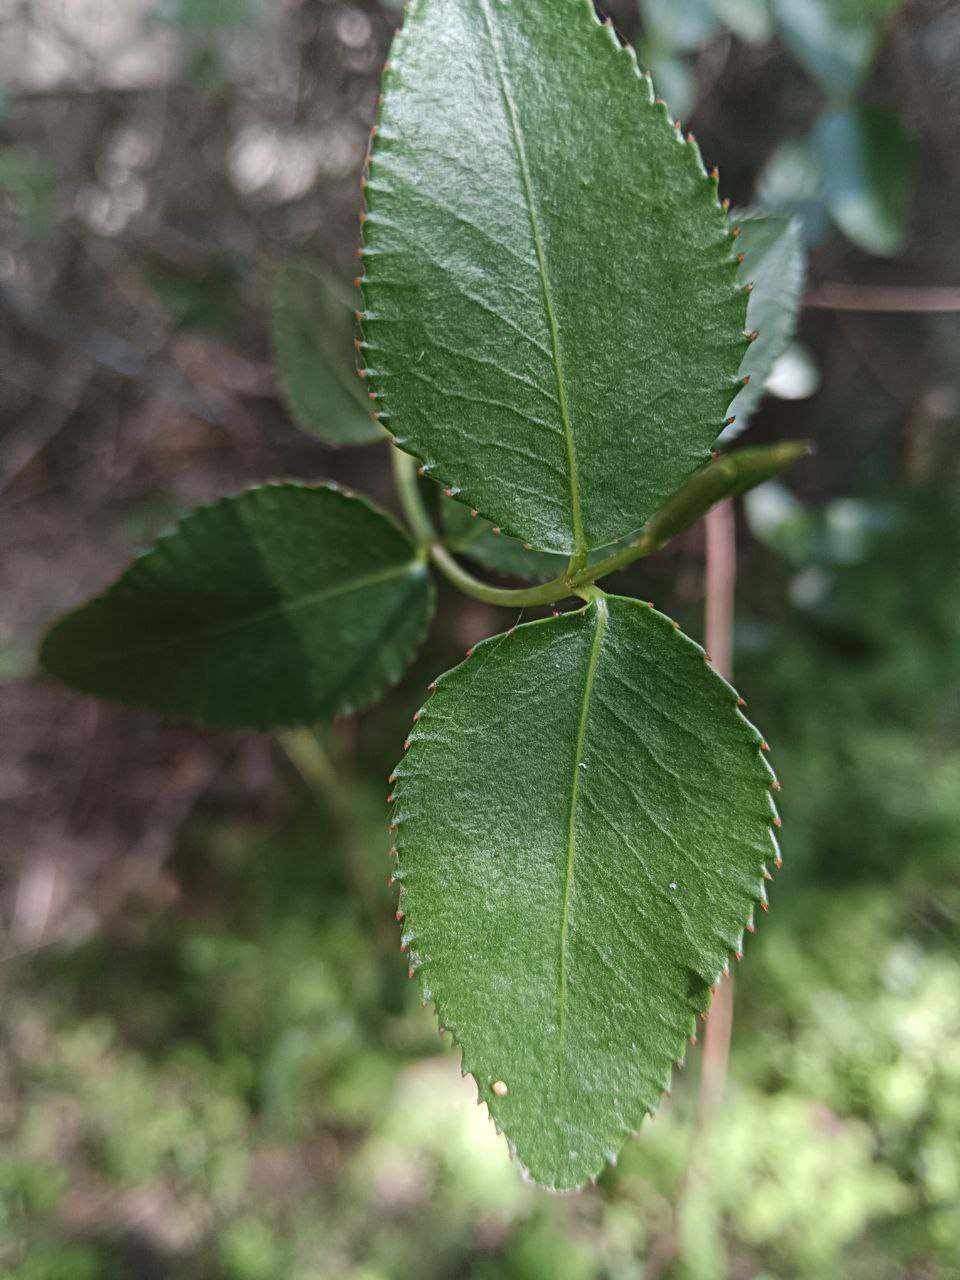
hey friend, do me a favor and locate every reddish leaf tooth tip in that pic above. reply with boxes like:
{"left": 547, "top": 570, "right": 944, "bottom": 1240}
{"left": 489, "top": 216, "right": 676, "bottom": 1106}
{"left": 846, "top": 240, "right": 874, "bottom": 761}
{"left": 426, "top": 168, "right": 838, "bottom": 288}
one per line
{"left": 735, "top": 950, "right": 744, "bottom": 961}
{"left": 417, "top": 466, "right": 426, "bottom": 476}
{"left": 689, "top": 1034, "right": 697, "bottom": 1045}
{"left": 465, "top": 646, "right": 475, "bottom": 657}
{"left": 726, "top": 415, "right": 736, "bottom": 426}
{"left": 746, "top": 922, "right": 756, "bottom": 933}
{"left": 377, "top": 92, "right": 385, "bottom": 106}
{"left": 491, "top": 526, "right": 501, "bottom": 535}
{"left": 360, "top": 174, "right": 368, "bottom": 189}
{"left": 774, "top": 857, "right": 783, "bottom": 869}
{"left": 763, "top": 867, "right": 773, "bottom": 881}
{"left": 388, "top": 821, "right": 396, "bottom": 833}
{"left": 372, "top": 412, "right": 381, "bottom": 421}
{"left": 407, "top": 968, "right": 414, "bottom": 979}
{"left": 386, "top": 793, "right": 395, "bottom": 804}
{"left": 354, "top": 276, "right": 363, "bottom": 288}
{"left": 427, "top": 681, "right": 436, "bottom": 691}
{"left": 710, "top": 166, "right": 719, "bottom": 179}
{"left": 444, "top": 487, "right": 454, "bottom": 497}
{"left": 737, "top": 252, "right": 746, "bottom": 263}
{"left": 395, "top": 910, "right": 404, "bottom": 922}
{"left": 356, "top": 368, "right": 366, "bottom": 381}
{"left": 403, "top": 738, "right": 411, "bottom": 751}
{"left": 654, "top": 96, "right": 664, "bottom": 105}
{"left": 741, "top": 374, "right": 751, "bottom": 385}
{"left": 388, "top": 846, "right": 397, "bottom": 857}
{"left": 737, "top": 696, "right": 747, "bottom": 706}
{"left": 470, "top": 509, "right": 478, "bottom": 518}
{"left": 354, "top": 310, "right": 363, "bottom": 322}
{"left": 370, "top": 124, "right": 379, "bottom": 137}
{"left": 760, "top": 740, "right": 770, "bottom": 751}
{"left": 387, "top": 875, "right": 395, "bottom": 886}
{"left": 750, "top": 329, "right": 760, "bottom": 342}
{"left": 731, "top": 225, "right": 741, "bottom": 238}
{"left": 412, "top": 711, "right": 421, "bottom": 722}
{"left": 368, "top": 391, "right": 377, "bottom": 400}
{"left": 704, "top": 652, "right": 712, "bottom": 662}
{"left": 773, "top": 816, "right": 782, "bottom": 828}
{"left": 760, "top": 900, "right": 769, "bottom": 911}
{"left": 744, "top": 282, "right": 754, "bottom": 294}
{"left": 354, "top": 338, "right": 362, "bottom": 351}
{"left": 771, "top": 780, "right": 781, "bottom": 791}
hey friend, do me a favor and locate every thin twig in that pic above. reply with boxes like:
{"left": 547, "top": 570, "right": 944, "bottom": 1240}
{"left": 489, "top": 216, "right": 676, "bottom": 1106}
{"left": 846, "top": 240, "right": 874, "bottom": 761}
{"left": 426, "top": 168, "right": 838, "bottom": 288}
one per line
{"left": 644, "top": 499, "right": 737, "bottom": 1280}
{"left": 805, "top": 283, "right": 960, "bottom": 313}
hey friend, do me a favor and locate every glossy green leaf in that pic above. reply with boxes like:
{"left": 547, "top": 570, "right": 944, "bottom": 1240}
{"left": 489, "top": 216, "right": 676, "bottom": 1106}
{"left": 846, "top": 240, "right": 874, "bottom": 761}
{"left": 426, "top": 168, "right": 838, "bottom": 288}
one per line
{"left": 815, "top": 107, "right": 913, "bottom": 257}
{"left": 271, "top": 262, "right": 384, "bottom": 446}
{"left": 41, "top": 484, "right": 433, "bottom": 730}
{"left": 442, "top": 497, "right": 569, "bottom": 582}
{"left": 391, "top": 594, "right": 778, "bottom": 1188}
{"left": 722, "top": 211, "right": 806, "bottom": 440}
{"left": 360, "top": 0, "right": 748, "bottom": 555}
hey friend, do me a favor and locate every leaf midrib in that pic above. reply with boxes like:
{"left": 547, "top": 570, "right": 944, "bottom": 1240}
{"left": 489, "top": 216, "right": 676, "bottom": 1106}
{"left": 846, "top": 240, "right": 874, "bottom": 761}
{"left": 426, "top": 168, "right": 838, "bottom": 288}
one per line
{"left": 558, "top": 597, "right": 608, "bottom": 1072}
{"left": 54, "top": 561, "right": 418, "bottom": 671}
{"left": 475, "top": 0, "right": 586, "bottom": 559}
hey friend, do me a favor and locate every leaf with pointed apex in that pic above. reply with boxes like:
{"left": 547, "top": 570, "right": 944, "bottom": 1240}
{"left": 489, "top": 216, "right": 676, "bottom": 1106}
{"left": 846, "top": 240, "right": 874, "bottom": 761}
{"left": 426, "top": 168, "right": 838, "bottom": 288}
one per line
{"left": 360, "top": 0, "right": 748, "bottom": 555}
{"left": 721, "top": 211, "right": 806, "bottom": 442}
{"left": 391, "top": 594, "right": 778, "bottom": 1189}
{"left": 271, "top": 262, "right": 384, "bottom": 445}
{"left": 40, "top": 485, "right": 434, "bottom": 730}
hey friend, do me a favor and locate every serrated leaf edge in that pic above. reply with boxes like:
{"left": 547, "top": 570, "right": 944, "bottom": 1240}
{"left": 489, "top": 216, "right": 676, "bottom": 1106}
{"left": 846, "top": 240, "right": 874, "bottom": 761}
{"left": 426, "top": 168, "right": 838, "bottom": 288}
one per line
{"left": 385, "top": 597, "right": 781, "bottom": 1189}
{"left": 355, "top": 0, "right": 753, "bottom": 554}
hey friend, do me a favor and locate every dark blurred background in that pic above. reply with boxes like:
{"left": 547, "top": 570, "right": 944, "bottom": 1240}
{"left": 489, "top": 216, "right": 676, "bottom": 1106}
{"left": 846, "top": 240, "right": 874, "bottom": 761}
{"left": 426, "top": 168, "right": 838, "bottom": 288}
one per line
{"left": 1, "top": 1, "right": 959, "bottom": 1277}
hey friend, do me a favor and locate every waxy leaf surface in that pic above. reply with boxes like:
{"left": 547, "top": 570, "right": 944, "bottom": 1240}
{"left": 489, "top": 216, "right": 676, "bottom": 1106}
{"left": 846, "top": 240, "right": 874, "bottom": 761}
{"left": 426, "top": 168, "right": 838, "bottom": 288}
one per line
{"left": 41, "top": 485, "right": 433, "bottom": 729}
{"left": 360, "top": 0, "right": 748, "bottom": 554}
{"left": 391, "top": 595, "right": 778, "bottom": 1188}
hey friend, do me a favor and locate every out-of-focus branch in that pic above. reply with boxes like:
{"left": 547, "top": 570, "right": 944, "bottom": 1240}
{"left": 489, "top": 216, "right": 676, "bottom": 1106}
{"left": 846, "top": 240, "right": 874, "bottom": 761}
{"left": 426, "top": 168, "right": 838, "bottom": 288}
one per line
{"left": 805, "top": 283, "right": 960, "bottom": 313}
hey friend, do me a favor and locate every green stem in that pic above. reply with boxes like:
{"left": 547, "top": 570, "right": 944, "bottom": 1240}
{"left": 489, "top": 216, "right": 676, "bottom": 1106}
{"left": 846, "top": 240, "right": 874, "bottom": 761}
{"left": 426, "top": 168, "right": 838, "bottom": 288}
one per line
{"left": 390, "top": 441, "right": 811, "bottom": 610}
{"left": 390, "top": 446, "right": 658, "bottom": 607}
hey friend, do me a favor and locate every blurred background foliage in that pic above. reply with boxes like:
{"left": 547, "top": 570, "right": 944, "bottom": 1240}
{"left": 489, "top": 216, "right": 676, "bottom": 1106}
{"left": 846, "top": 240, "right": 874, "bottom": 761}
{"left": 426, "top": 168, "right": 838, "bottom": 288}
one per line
{"left": 1, "top": 0, "right": 959, "bottom": 1276}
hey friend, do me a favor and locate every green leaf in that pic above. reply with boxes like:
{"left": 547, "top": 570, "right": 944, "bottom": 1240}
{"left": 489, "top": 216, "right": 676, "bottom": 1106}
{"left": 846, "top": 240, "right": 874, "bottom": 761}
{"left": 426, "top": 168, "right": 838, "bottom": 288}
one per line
{"left": 773, "top": 0, "right": 875, "bottom": 98}
{"left": 40, "top": 484, "right": 434, "bottom": 730}
{"left": 361, "top": 0, "right": 748, "bottom": 555}
{"left": 391, "top": 594, "right": 778, "bottom": 1188}
{"left": 639, "top": 0, "right": 719, "bottom": 53}
{"left": 707, "top": 0, "right": 773, "bottom": 45}
{"left": 442, "top": 497, "right": 569, "bottom": 582}
{"left": 815, "top": 107, "right": 913, "bottom": 258}
{"left": 722, "top": 211, "right": 806, "bottom": 440}
{"left": 640, "top": 44, "right": 696, "bottom": 120}
{"left": 647, "top": 441, "right": 812, "bottom": 544}
{"left": 271, "top": 262, "right": 384, "bottom": 446}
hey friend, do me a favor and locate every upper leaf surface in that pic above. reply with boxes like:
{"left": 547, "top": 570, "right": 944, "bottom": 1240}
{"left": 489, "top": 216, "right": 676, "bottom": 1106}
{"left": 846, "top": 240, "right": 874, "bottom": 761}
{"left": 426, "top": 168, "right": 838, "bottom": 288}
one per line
{"left": 271, "top": 262, "right": 384, "bottom": 445}
{"left": 361, "top": 0, "right": 748, "bottom": 554}
{"left": 392, "top": 595, "right": 778, "bottom": 1188}
{"left": 40, "top": 484, "right": 433, "bottom": 729}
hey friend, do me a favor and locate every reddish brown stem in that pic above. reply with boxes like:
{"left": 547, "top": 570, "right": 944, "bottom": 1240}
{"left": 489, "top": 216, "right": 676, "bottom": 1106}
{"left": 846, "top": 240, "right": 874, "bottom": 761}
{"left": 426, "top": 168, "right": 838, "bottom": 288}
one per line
{"left": 644, "top": 500, "right": 737, "bottom": 1280}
